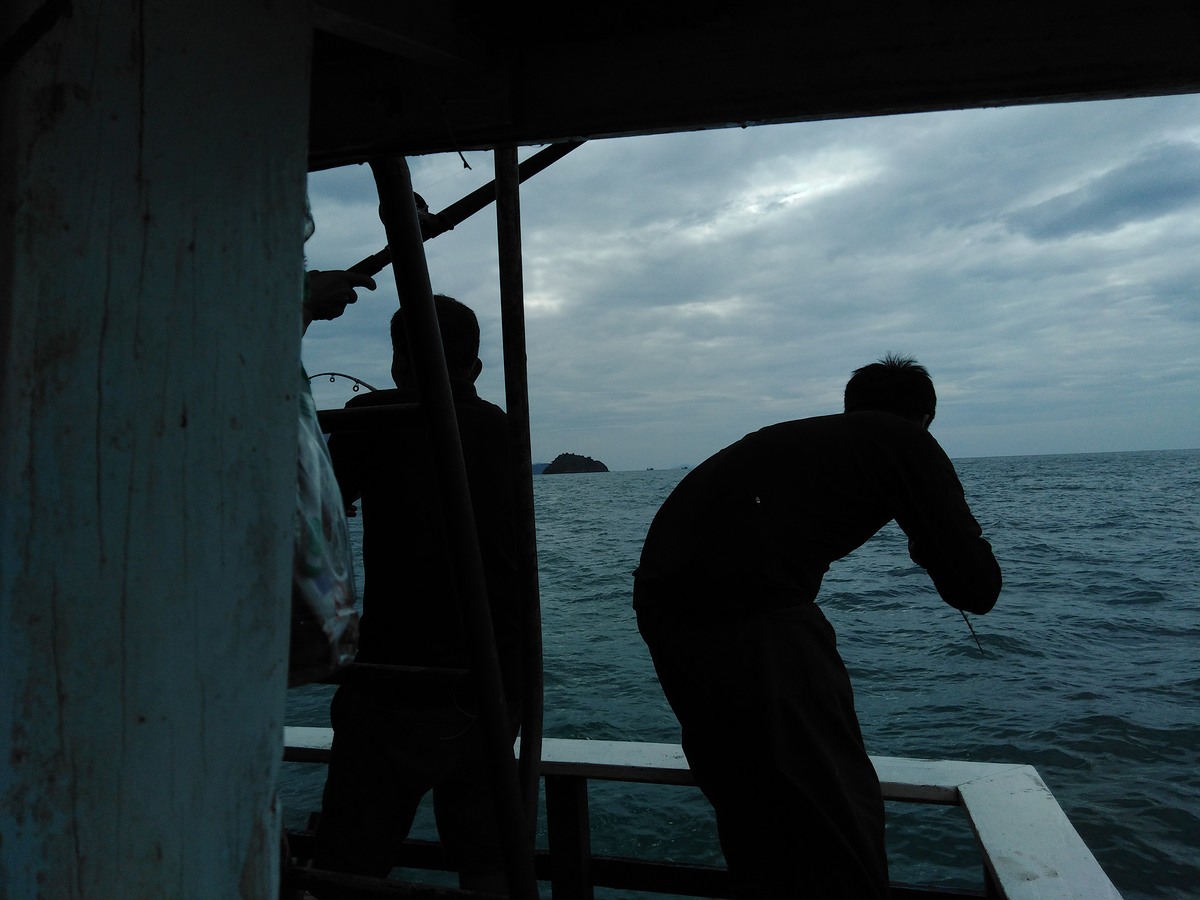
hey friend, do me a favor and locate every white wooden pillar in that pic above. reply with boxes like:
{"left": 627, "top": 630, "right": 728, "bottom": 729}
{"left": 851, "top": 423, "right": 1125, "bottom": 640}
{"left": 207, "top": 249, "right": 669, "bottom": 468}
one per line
{"left": 0, "top": 2, "right": 311, "bottom": 896}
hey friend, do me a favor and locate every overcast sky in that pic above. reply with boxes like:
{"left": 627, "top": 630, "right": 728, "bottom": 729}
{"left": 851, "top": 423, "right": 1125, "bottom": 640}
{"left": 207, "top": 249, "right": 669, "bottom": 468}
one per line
{"left": 302, "top": 94, "right": 1200, "bottom": 472}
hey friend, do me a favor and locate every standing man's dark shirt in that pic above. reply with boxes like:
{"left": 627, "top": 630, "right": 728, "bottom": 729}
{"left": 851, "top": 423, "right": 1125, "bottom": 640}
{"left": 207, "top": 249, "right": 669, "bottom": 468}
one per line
{"left": 634, "top": 411, "right": 1000, "bottom": 614}
{"left": 313, "top": 376, "right": 522, "bottom": 887}
{"left": 328, "top": 380, "right": 522, "bottom": 702}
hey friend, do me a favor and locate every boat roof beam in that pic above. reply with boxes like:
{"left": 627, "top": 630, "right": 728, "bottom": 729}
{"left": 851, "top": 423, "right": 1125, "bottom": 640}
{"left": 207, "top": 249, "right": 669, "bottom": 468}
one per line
{"left": 313, "top": 0, "right": 488, "bottom": 71}
{"left": 308, "top": 2, "right": 1200, "bottom": 167}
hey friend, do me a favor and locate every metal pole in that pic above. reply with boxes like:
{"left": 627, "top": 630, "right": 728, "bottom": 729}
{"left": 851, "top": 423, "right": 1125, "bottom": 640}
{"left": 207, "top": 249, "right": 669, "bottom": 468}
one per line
{"left": 350, "top": 141, "right": 585, "bottom": 276}
{"left": 440, "top": 140, "right": 582, "bottom": 241}
{"left": 367, "top": 156, "right": 538, "bottom": 899}
{"left": 495, "top": 144, "right": 545, "bottom": 837}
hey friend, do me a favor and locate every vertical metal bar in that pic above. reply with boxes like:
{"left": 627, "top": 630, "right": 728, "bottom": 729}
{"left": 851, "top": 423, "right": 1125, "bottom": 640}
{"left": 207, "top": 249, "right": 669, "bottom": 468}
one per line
{"left": 545, "top": 775, "right": 595, "bottom": 900}
{"left": 495, "top": 144, "right": 546, "bottom": 838}
{"left": 367, "top": 156, "right": 538, "bottom": 900}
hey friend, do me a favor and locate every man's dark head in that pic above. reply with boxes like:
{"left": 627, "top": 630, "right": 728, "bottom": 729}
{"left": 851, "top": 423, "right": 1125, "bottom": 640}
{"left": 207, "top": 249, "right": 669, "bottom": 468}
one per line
{"left": 390, "top": 294, "right": 482, "bottom": 387}
{"left": 844, "top": 354, "right": 937, "bottom": 425}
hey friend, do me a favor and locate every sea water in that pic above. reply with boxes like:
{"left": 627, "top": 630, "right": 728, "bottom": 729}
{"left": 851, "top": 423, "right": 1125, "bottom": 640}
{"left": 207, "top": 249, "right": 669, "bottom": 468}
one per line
{"left": 282, "top": 449, "right": 1200, "bottom": 899}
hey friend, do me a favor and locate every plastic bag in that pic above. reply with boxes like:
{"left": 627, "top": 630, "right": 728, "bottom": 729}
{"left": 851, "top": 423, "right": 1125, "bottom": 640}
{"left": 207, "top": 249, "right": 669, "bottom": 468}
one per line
{"left": 289, "top": 366, "right": 359, "bottom": 686}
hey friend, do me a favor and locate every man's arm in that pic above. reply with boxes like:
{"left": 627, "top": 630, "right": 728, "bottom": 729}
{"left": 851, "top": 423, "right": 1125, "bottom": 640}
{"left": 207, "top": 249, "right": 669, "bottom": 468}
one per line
{"left": 897, "top": 440, "right": 1002, "bottom": 615}
{"left": 908, "top": 531, "right": 1001, "bottom": 614}
{"left": 303, "top": 270, "right": 377, "bottom": 333}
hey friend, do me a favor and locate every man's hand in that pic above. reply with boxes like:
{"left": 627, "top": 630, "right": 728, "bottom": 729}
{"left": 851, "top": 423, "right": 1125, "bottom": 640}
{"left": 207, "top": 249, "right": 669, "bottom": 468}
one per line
{"left": 304, "top": 270, "right": 378, "bottom": 330}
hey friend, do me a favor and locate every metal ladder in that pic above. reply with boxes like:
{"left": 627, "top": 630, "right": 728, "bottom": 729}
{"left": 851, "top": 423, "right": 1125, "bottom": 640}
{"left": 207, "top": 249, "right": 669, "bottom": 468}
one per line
{"left": 286, "top": 146, "right": 581, "bottom": 899}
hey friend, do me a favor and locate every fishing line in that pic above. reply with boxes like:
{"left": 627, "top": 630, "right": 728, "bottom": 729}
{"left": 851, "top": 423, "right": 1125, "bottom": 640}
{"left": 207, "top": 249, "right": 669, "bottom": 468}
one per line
{"left": 960, "top": 610, "right": 986, "bottom": 657}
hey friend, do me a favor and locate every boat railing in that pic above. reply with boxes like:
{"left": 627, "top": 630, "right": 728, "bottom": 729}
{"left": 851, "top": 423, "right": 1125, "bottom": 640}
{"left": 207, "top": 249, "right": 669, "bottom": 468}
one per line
{"left": 282, "top": 727, "right": 1122, "bottom": 899}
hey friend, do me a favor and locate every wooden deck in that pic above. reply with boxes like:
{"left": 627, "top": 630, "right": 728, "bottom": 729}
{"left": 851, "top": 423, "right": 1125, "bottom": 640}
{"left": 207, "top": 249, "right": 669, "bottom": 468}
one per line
{"left": 283, "top": 727, "right": 1122, "bottom": 899}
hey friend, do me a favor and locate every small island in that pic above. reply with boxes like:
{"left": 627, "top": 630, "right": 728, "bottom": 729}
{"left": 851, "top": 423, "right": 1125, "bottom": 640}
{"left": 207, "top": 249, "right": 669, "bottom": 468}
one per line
{"left": 541, "top": 452, "right": 610, "bottom": 474}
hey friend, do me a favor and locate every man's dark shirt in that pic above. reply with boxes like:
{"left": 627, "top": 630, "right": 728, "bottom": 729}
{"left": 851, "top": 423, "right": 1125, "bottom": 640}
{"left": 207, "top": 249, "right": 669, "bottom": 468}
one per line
{"left": 328, "top": 381, "right": 521, "bottom": 699}
{"left": 633, "top": 411, "right": 1000, "bottom": 614}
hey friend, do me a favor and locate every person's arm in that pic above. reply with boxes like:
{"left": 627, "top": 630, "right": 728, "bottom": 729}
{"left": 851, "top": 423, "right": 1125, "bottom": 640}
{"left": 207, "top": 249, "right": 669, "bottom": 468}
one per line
{"left": 896, "top": 438, "right": 1002, "bottom": 614}
{"left": 303, "top": 270, "right": 377, "bottom": 333}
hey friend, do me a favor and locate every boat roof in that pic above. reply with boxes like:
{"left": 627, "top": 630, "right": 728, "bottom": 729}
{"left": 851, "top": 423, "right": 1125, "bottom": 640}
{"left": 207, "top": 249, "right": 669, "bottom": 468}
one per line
{"left": 308, "top": 1, "right": 1200, "bottom": 169}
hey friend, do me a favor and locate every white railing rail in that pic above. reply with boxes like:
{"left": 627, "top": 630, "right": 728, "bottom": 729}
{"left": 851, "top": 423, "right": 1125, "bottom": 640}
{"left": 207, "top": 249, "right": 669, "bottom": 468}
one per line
{"left": 284, "top": 728, "right": 1122, "bottom": 899}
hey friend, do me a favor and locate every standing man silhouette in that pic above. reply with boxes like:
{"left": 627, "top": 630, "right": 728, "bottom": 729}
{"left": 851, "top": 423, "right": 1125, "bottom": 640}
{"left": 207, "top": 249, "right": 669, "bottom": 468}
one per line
{"left": 634, "top": 355, "right": 1001, "bottom": 898}
{"left": 314, "top": 296, "right": 522, "bottom": 895}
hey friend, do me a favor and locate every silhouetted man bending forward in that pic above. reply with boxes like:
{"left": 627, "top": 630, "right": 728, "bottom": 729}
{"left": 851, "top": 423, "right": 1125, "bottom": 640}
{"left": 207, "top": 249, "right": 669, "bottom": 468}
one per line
{"left": 633, "top": 355, "right": 1001, "bottom": 899}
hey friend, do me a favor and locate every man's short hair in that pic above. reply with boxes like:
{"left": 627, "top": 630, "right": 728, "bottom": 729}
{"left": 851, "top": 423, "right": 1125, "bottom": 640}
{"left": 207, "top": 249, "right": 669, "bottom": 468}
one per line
{"left": 391, "top": 294, "right": 481, "bottom": 377}
{"left": 844, "top": 354, "right": 937, "bottom": 423}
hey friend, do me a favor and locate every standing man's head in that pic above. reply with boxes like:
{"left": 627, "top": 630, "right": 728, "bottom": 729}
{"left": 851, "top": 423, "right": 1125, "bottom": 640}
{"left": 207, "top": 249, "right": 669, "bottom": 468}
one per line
{"left": 844, "top": 354, "right": 937, "bottom": 427}
{"left": 391, "top": 294, "right": 483, "bottom": 388}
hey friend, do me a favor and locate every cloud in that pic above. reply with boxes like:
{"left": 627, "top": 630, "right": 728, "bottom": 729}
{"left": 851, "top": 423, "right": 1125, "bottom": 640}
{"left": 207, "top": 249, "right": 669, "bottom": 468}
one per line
{"left": 1006, "top": 142, "right": 1200, "bottom": 240}
{"left": 302, "top": 95, "right": 1200, "bottom": 471}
